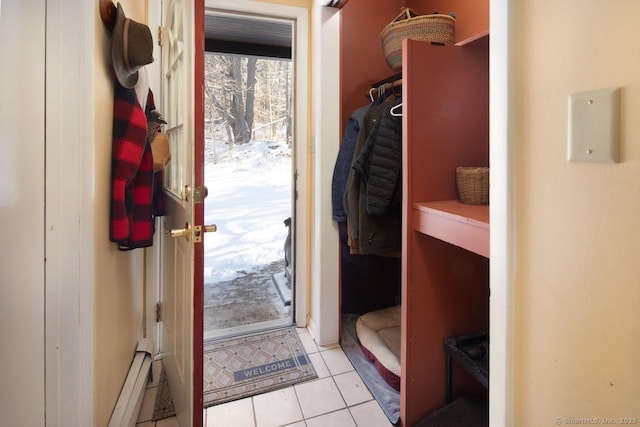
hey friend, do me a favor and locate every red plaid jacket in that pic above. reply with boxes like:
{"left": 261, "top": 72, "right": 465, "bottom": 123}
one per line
{"left": 110, "top": 82, "right": 165, "bottom": 250}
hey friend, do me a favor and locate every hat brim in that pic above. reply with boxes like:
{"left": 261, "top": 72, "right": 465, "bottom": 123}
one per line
{"left": 111, "top": 3, "right": 138, "bottom": 88}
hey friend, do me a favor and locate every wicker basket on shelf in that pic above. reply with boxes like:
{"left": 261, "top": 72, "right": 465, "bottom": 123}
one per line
{"left": 380, "top": 7, "right": 455, "bottom": 70}
{"left": 456, "top": 167, "right": 489, "bottom": 205}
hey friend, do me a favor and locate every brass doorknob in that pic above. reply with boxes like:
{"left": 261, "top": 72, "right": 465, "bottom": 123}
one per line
{"left": 192, "top": 224, "right": 217, "bottom": 243}
{"left": 165, "top": 222, "right": 190, "bottom": 241}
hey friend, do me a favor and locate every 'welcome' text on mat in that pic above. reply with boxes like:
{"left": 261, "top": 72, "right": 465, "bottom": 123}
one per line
{"left": 203, "top": 327, "right": 317, "bottom": 406}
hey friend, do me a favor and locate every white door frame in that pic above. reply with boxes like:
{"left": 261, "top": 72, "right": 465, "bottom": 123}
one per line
{"left": 204, "top": 0, "right": 309, "bottom": 329}
{"left": 489, "top": 0, "right": 515, "bottom": 425}
{"left": 144, "top": 0, "right": 165, "bottom": 356}
{"left": 309, "top": 1, "right": 341, "bottom": 347}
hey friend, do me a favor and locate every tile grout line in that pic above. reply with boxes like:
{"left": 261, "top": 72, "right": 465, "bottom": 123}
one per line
{"left": 250, "top": 396, "right": 256, "bottom": 427}
{"left": 291, "top": 380, "right": 306, "bottom": 426}
{"left": 147, "top": 329, "right": 390, "bottom": 426}
{"left": 323, "top": 347, "right": 382, "bottom": 426}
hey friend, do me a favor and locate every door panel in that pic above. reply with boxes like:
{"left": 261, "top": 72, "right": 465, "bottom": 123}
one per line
{"left": 160, "top": 224, "right": 193, "bottom": 426}
{"left": 194, "top": 2, "right": 206, "bottom": 426}
{"left": 159, "top": 0, "right": 199, "bottom": 425}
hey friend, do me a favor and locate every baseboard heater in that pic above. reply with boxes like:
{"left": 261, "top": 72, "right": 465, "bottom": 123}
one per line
{"left": 108, "top": 339, "right": 153, "bottom": 427}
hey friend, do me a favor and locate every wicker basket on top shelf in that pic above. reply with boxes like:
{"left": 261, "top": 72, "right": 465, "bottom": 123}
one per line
{"left": 456, "top": 167, "right": 489, "bottom": 205}
{"left": 380, "top": 8, "right": 456, "bottom": 70}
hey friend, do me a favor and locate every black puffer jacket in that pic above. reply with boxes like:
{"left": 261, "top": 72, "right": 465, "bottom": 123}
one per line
{"left": 344, "top": 95, "right": 403, "bottom": 256}
{"left": 352, "top": 96, "right": 403, "bottom": 217}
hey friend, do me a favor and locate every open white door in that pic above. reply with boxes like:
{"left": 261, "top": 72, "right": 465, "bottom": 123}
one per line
{"left": 158, "top": 0, "right": 204, "bottom": 426}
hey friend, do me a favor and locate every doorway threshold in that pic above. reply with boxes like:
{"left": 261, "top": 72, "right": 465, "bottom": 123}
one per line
{"left": 204, "top": 318, "right": 294, "bottom": 341}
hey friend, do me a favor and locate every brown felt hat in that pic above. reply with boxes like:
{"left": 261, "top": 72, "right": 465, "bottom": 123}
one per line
{"left": 111, "top": 3, "right": 154, "bottom": 88}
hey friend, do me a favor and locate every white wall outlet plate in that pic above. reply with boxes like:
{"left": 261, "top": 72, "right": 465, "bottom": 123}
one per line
{"left": 568, "top": 87, "right": 620, "bottom": 163}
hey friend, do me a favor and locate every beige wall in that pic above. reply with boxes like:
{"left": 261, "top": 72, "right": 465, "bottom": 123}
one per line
{"left": 94, "top": 2, "right": 149, "bottom": 425}
{"left": 514, "top": 1, "right": 640, "bottom": 424}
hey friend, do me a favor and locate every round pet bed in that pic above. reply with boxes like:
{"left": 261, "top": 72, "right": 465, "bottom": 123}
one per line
{"left": 355, "top": 304, "right": 401, "bottom": 390}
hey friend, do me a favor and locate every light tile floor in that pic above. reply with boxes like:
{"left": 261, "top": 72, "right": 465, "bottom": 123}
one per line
{"left": 136, "top": 328, "right": 393, "bottom": 427}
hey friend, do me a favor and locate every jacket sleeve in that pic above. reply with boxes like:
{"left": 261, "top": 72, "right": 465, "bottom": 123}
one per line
{"left": 365, "top": 97, "right": 403, "bottom": 217}
{"left": 331, "top": 105, "right": 368, "bottom": 222}
{"left": 110, "top": 83, "right": 149, "bottom": 243}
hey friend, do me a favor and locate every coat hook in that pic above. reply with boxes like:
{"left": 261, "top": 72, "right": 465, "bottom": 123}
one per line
{"left": 100, "top": 0, "right": 117, "bottom": 31}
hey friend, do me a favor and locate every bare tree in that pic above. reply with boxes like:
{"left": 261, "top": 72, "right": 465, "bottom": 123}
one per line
{"left": 245, "top": 57, "right": 257, "bottom": 139}
{"left": 228, "top": 56, "right": 250, "bottom": 145}
{"left": 282, "top": 60, "right": 292, "bottom": 146}
{"left": 204, "top": 52, "right": 292, "bottom": 149}
{"left": 204, "top": 55, "right": 233, "bottom": 155}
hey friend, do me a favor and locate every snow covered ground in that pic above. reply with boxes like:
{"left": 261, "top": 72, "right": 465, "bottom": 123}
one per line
{"left": 203, "top": 139, "right": 292, "bottom": 284}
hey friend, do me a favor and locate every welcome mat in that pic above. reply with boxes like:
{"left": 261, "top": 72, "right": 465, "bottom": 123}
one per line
{"left": 203, "top": 327, "right": 317, "bottom": 407}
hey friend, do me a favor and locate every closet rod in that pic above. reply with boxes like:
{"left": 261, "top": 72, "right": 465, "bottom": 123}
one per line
{"left": 370, "top": 72, "right": 402, "bottom": 89}
{"left": 383, "top": 79, "right": 403, "bottom": 90}
{"left": 366, "top": 77, "right": 403, "bottom": 100}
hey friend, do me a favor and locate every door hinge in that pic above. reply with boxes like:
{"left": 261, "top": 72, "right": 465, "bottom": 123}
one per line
{"left": 158, "top": 26, "right": 164, "bottom": 47}
{"left": 156, "top": 302, "right": 162, "bottom": 323}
